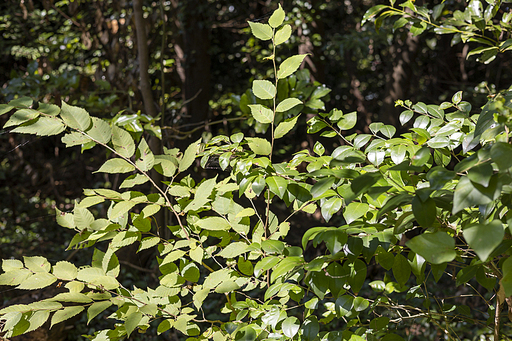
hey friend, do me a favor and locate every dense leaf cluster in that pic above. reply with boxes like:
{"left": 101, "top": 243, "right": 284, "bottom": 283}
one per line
{"left": 2, "top": 1, "right": 512, "bottom": 340}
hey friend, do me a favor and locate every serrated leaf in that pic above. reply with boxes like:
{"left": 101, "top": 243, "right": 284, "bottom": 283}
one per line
{"left": 4, "top": 109, "right": 39, "bottom": 128}
{"left": 73, "top": 206, "right": 94, "bottom": 230}
{"left": 61, "top": 131, "right": 91, "bottom": 147}
{"left": 60, "top": 101, "right": 91, "bottom": 131}
{"left": 277, "top": 54, "right": 307, "bottom": 79}
{"left": 179, "top": 139, "right": 200, "bottom": 172}
{"left": 87, "top": 301, "right": 112, "bottom": 324}
{"left": 218, "top": 242, "right": 249, "bottom": 258}
{"left": 52, "top": 261, "right": 78, "bottom": 281}
{"left": 0, "top": 269, "right": 32, "bottom": 285}
{"left": 120, "top": 174, "right": 149, "bottom": 188}
{"left": 110, "top": 201, "right": 137, "bottom": 220}
{"left": 276, "top": 98, "right": 302, "bottom": 112}
{"left": 50, "top": 306, "right": 84, "bottom": 329}
{"left": 248, "top": 104, "right": 273, "bottom": 124}
{"left": 196, "top": 217, "right": 231, "bottom": 231}
{"left": 12, "top": 116, "right": 65, "bottom": 136}
{"left": 248, "top": 21, "right": 273, "bottom": 40}
{"left": 274, "top": 115, "right": 299, "bottom": 139}
{"left": 139, "top": 236, "right": 161, "bottom": 252}
{"left": 95, "top": 158, "right": 135, "bottom": 174}
{"left": 112, "top": 125, "right": 135, "bottom": 158}
{"left": 86, "top": 117, "right": 111, "bottom": 144}
{"left": 51, "top": 292, "right": 93, "bottom": 303}
{"left": 24, "top": 256, "right": 50, "bottom": 273}
{"left": 17, "top": 272, "right": 57, "bottom": 290}
{"left": 135, "top": 138, "right": 155, "bottom": 171}
{"left": 253, "top": 80, "right": 276, "bottom": 100}
{"left": 184, "top": 177, "right": 217, "bottom": 212}
{"left": 269, "top": 4, "right": 285, "bottom": 28}
{"left": 275, "top": 24, "right": 292, "bottom": 45}
{"left": 2, "top": 259, "right": 23, "bottom": 272}
{"left": 246, "top": 137, "right": 272, "bottom": 155}
{"left": 26, "top": 310, "right": 50, "bottom": 333}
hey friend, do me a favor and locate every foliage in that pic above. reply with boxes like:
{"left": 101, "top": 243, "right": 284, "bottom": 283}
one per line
{"left": 2, "top": 2, "right": 512, "bottom": 341}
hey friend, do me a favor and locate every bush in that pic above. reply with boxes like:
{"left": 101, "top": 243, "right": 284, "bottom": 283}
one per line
{"left": 1, "top": 2, "right": 512, "bottom": 340}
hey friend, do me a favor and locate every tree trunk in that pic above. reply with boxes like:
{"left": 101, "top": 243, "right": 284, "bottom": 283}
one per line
{"left": 380, "top": 32, "right": 419, "bottom": 125}
{"left": 171, "top": 0, "right": 211, "bottom": 143}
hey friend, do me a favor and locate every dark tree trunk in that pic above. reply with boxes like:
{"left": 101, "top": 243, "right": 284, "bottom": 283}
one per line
{"left": 380, "top": 32, "right": 419, "bottom": 125}
{"left": 171, "top": 0, "right": 211, "bottom": 143}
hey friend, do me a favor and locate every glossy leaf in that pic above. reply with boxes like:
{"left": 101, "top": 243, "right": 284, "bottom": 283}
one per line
{"left": 406, "top": 231, "right": 456, "bottom": 264}
{"left": 463, "top": 220, "right": 504, "bottom": 261}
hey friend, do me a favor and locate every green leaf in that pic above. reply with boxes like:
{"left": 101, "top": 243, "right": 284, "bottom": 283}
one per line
{"left": 393, "top": 254, "right": 411, "bottom": 286}
{"left": 60, "top": 101, "right": 91, "bottom": 131}
{"left": 335, "top": 295, "right": 354, "bottom": 317}
{"left": 501, "top": 257, "right": 512, "bottom": 296}
{"left": 26, "top": 310, "right": 50, "bottom": 333}
{"left": 246, "top": 137, "right": 272, "bottom": 155}
{"left": 196, "top": 217, "right": 231, "bottom": 231}
{"left": 274, "top": 115, "right": 300, "bottom": 139}
{"left": 337, "top": 111, "right": 357, "bottom": 130}
{"left": 282, "top": 316, "right": 300, "bottom": 338}
{"left": 301, "top": 316, "right": 319, "bottom": 341}
{"left": 12, "top": 116, "right": 65, "bottom": 136}
{"left": 52, "top": 261, "right": 77, "bottom": 281}
{"left": 452, "top": 176, "right": 497, "bottom": 214}
{"left": 135, "top": 140, "right": 155, "bottom": 173}
{"left": 4, "top": 109, "right": 39, "bottom": 127}
{"left": 50, "top": 306, "right": 84, "bottom": 329}
{"left": 120, "top": 174, "right": 149, "bottom": 189}
{"left": 406, "top": 231, "right": 456, "bottom": 264}
{"left": 0, "top": 104, "right": 13, "bottom": 116}
{"left": 277, "top": 54, "right": 308, "bottom": 79}
{"left": 112, "top": 125, "right": 135, "bottom": 158}
{"left": 110, "top": 201, "right": 137, "bottom": 220}
{"left": 61, "top": 132, "right": 92, "bottom": 147}
{"left": 248, "top": 21, "right": 273, "bottom": 40}
{"left": 269, "top": 4, "right": 285, "bottom": 28}
{"left": 311, "top": 177, "right": 335, "bottom": 198}
{"left": 95, "top": 158, "right": 135, "bottom": 174}
{"left": 344, "top": 202, "right": 369, "bottom": 224}
{"left": 400, "top": 110, "right": 414, "bottom": 125}
{"left": 266, "top": 176, "right": 288, "bottom": 198}
{"left": 380, "top": 125, "right": 396, "bottom": 138}
{"left": 24, "top": 256, "right": 51, "bottom": 273}
{"left": 276, "top": 98, "right": 302, "bottom": 112}
{"left": 491, "top": 142, "right": 512, "bottom": 170}
{"left": 17, "top": 272, "right": 57, "bottom": 290}
{"left": 218, "top": 242, "right": 249, "bottom": 258}
{"left": 87, "top": 301, "right": 112, "bottom": 324}
{"left": 125, "top": 311, "right": 143, "bottom": 337}
{"left": 275, "top": 24, "right": 292, "bottom": 45}
{"left": 353, "top": 297, "right": 370, "bottom": 312}
{"left": 184, "top": 177, "right": 216, "bottom": 212}
{"left": 412, "top": 196, "right": 436, "bottom": 227}
{"left": 321, "top": 197, "right": 342, "bottom": 222}
{"left": 467, "top": 163, "right": 493, "bottom": 187}
{"left": 252, "top": 80, "right": 276, "bottom": 100}
{"left": 86, "top": 117, "right": 111, "bottom": 144}
{"left": 179, "top": 139, "right": 200, "bottom": 172}
{"left": 463, "top": 220, "right": 504, "bottom": 262}
{"left": 248, "top": 104, "right": 273, "bottom": 124}
{"left": 0, "top": 269, "right": 31, "bottom": 285}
